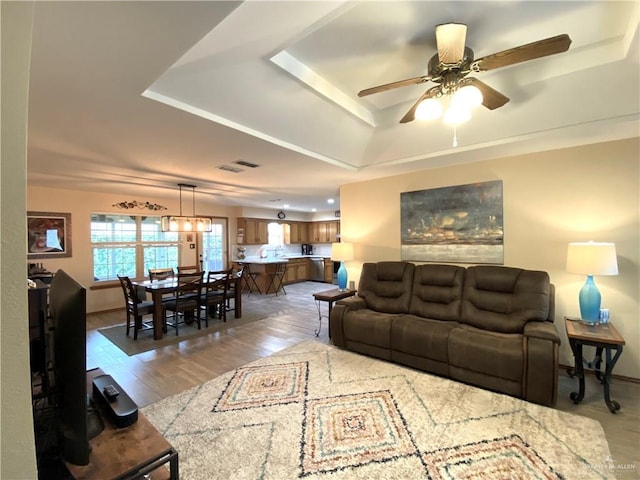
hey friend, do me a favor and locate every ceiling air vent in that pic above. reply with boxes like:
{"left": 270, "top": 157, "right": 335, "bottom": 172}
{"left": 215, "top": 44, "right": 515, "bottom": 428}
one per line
{"left": 235, "top": 160, "right": 260, "bottom": 168}
{"left": 218, "top": 165, "right": 243, "bottom": 173}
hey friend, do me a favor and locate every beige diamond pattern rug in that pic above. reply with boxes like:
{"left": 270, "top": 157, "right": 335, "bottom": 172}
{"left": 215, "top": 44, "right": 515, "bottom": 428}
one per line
{"left": 142, "top": 340, "right": 614, "bottom": 479}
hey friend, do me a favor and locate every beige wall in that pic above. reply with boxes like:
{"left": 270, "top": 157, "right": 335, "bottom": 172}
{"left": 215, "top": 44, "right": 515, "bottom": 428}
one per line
{"left": 340, "top": 138, "right": 640, "bottom": 379}
{"left": 1, "top": 2, "right": 38, "bottom": 478}
{"left": 27, "top": 186, "right": 238, "bottom": 312}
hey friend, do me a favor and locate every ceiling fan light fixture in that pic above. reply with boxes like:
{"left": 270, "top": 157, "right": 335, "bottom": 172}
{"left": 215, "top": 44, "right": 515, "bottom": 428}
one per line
{"left": 443, "top": 105, "right": 471, "bottom": 125}
{"left": 452, "top": 85, "right": 483, "bottom": 109}
{"left": 415, "top": 98, "right": 443, "bottom": 121}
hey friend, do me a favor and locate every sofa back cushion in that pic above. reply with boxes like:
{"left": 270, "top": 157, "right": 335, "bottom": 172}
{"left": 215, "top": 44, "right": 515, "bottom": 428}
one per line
{"left": 461, "top": 266, "right": 551, "bottom": 333}
{"left": 409, "top": 264, "right": 465, "bottom": 321}
{"left": 358, "top": 262, "right": 415, "bottom": 314}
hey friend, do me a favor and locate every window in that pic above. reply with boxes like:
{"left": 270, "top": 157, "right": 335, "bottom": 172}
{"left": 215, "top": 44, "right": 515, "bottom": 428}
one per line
{"left": 91, "top": 214, "right": 180, "bottom": 281}
{"left": 201, "top": 219, "right": 227, "bottom": 271}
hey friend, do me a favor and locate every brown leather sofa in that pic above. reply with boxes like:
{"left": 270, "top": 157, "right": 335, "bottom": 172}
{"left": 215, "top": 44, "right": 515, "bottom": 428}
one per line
{"left": 329, "top": 261, "right": 560, "bottom": 406}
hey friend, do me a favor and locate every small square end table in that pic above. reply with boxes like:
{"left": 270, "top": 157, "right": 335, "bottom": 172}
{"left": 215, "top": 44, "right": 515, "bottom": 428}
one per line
{"left": 313, "top": 288, "right": 356, "bottom": 338}
{"left": 565, "top": 317, "right": 625, "bottom": 413}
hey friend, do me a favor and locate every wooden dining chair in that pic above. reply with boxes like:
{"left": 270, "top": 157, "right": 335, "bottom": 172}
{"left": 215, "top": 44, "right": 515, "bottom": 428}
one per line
{"left": 266, "top": 262, "right": 287, "bottom": 296}
{"left": 224, "top": 265, "right": 244, "bottom": 314}
{"left": 118, "top": 275, "right": 154, "bottom": 340}
{"left": 148, "top": 267, "right": 175, "bottom": 281}
{"left": 177, "top": 265, "right": 200, "bottom": 274}
{"left": 163, "top": 271, "right": 204, "bottom": 335}
{"left": 200, "top": 269, "right": 232, "bottom": 325}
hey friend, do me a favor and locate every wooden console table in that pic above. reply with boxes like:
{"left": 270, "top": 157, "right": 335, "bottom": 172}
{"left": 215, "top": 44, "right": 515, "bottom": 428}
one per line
{"left": 565, "top": 317, "right": 625, "bottom": 413}
{"left": 66, "top": 369, "right": 179, "bottom": 479}
{"left": 313, "top": 288, "right": 356, "bottom": 338}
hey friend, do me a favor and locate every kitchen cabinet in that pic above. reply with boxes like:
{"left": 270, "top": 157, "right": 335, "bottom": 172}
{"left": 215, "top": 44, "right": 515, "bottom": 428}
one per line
{"left": 324, "top": 259, "right": 334, "bottom": 283}
{"left": 237, "top": 218, "right": 268, "bottom": 245}
{"left": 289, "top": 222, "right": 308, "bottom": 244}
{"left": 308, "top": 221, "right": 340, "bottom": 243}
{"left": 283, "top": 258, "right": 309, "bottom": 284}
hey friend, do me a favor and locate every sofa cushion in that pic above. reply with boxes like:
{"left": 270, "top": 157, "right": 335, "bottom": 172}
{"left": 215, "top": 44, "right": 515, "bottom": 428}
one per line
{"left": 461, "top": 266, "right": 551, "bottom": 333}
{"left": 390, "top": 314, "right": 458, "bottom": 363}
{"left": 409, "top": 264, "right": 465, "bottom": 321}
{"left": 343, "top": 309, "right": 394, "bottom": 349}
{"left": 449, "top": 324, "right": 524, "bottom": 382}
{"left": 358, "top": 262, "right": 415, "bottom": 314}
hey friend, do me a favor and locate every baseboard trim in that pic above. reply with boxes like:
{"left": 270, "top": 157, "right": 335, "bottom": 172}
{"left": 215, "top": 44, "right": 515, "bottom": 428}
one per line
{"left": 559, "top": 363, "right": 640, "bottom": 384}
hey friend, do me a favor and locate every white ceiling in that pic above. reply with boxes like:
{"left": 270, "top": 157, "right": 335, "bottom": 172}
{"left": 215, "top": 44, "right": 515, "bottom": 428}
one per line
{"left": 26, "top": 1, "right": 640, "bottom": 213}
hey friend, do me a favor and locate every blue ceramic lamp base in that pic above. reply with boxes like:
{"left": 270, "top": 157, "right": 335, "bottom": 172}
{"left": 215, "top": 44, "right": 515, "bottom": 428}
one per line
{"left": 337, "top": 261, "right": 348, "bottom": 291}
{"left": 579, "top": 275, "right": 601, "bottom": 323}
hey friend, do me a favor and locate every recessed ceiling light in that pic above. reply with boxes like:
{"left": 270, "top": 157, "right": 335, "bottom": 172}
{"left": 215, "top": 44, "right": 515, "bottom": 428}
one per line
{"left": 283, "top": 204, "right": 290, "bottom": 208}
{"left": 327, "top": 198, "right": 335, "bottom": 204}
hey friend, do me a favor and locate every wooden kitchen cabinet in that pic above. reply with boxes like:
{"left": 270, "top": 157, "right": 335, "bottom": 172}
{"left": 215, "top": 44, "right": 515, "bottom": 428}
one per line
{"left": 289, "top": 222, "right": 308, "bottom": 244}
{"left": 308, "top": 221, "right": 340, "bottom": 243}
{"left": 237, "top": 218, "right": 268, "bottom": 245}
{"left": 283, "top": 258, "right": 309, "bottom": 284}
{"left": 324, "top": 259, "right": 334, "bottom": 283}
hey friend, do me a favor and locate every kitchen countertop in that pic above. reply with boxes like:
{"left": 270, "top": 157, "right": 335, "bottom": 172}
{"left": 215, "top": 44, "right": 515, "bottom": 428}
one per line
{"left": 234, "top": 255, "right": 330, "bottom": 264}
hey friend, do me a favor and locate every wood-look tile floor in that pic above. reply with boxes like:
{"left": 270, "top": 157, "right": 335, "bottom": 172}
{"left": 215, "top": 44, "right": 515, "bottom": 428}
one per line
{"left": 87, "top": 281, "right": 639, "bottom": 478}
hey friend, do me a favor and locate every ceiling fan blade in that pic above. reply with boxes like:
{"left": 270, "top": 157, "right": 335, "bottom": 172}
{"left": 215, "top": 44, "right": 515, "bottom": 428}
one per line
{"left": 464, "top": 78, "right": 509, "bottom": 110}
{"left": 435, "top": 23, "right": 467, "bottom": 64}
{"left": 358, "top": 75, "right": 431, "bottom": 97}
{"left": 400, "top": 87, "right": 440, "bottom": 123}
{"left": 473, "top": 34, "right": 571, "bottom": 72}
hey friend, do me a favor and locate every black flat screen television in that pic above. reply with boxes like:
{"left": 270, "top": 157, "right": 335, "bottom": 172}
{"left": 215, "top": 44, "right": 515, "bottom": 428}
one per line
{"left": 48, "top": 269, "right": 103, "bottom": 466}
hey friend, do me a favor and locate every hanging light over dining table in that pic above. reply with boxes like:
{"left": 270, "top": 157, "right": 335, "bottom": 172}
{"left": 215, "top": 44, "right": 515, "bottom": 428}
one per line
{"left": 160, "top": 183, "right": 213, "bottom": 232}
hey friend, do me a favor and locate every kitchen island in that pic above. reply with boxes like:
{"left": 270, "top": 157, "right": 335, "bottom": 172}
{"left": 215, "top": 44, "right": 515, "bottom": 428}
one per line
{"left": 236, "top": 255, "right": 333, "bottom": 292}
{"left": 237, "top": 258, "right": 289, "bottom": 294}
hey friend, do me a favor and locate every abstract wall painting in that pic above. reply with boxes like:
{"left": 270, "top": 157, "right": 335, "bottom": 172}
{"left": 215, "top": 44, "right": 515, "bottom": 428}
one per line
{"left": 400, "top": 180, "right": 503, "bottom": 264}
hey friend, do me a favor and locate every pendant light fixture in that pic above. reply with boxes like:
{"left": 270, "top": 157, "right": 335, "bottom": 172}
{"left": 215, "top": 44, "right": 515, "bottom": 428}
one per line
{"left": 160, "top": 183, "right": 213, "bottom": 232}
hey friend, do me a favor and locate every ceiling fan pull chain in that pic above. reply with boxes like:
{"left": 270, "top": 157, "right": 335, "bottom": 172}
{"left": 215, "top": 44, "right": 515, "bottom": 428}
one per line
{"left": 452, "top": 126, "right": 458, "bottom": 147}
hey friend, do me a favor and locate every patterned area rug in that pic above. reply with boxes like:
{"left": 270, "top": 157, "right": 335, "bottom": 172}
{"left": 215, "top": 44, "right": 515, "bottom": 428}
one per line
{"left": 142, "top": 341, "right": 614, "bottom": 479}
{"left": 98, "top": 309, "right": 267, "bottom": 356}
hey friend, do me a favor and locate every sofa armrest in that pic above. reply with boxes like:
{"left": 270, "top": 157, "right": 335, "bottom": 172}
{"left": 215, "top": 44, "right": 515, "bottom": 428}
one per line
{"left": 329, "top": 296, "right": 366, "bottom": 347}
{"left": 523, "top": 321, "right": 560, "bottom": 406}
{"left": 336, "top": 296, "right": 367, "bottom": 310}
{"left": 523, "top": 321, "right": 561, "bottom": 344}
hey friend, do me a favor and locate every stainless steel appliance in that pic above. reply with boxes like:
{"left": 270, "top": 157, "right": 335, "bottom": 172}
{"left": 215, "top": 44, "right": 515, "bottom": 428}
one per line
{"left": 309, "top": 257, "right": 324, "bottom": 281}
{"left": 301, "top": 244, "right": 313, "bottom": 255}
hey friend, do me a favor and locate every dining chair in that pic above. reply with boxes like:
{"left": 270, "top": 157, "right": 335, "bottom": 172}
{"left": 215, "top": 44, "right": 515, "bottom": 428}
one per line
{"left": 118, "top": 275, "right": 154, "bottom": 340}
{"left": 177, "top": 265, "right": 200, "bottom": 274}
{"left": 163, "top": 271, "right": 204, "bottom": 335}
{"left": 148, "top": 267, "right": 175, "bottom": 281}
{"left": 266, "top": 262, "right": 287, "bottom": 296}
{"left": 200, "top": 269, "right": 232, "bottom": 325}
{"left": 224, "top": 265, "right": 244, "bottom": 314}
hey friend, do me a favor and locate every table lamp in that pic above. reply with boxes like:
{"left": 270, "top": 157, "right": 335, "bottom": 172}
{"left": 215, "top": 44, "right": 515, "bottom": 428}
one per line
{"left": 566, "top": 241, "right": 618, "bottom": 323}
{"left": 331, "top": 242, "right": 354, "bottom": 291}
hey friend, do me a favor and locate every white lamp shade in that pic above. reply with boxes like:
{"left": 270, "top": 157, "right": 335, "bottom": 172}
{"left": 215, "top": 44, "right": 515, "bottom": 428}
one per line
{"left": 331, "top": 242, "right": 354, "bottom": 262}
{"left": 452, "top": 85, "right": 483, "bottom": 109}
{"left": 415, "top": 98, "right": 443, "bottom": 121}
{"left": 443, "top": 105, "right": 471, "bottom": 125}
{"left": 566, "top": 241, "right": 618, "bottom": 276}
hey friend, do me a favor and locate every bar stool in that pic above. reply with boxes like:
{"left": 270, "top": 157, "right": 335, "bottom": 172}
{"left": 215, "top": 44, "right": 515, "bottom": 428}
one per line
{"left": 243, "top": 264, "right": 262, "bottom": 294}
{"left": 266, "top": 262, "right": 287, "bottom": 296}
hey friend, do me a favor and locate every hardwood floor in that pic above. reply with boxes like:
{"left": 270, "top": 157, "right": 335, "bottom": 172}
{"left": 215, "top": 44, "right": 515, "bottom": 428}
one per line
{"left": 88, "top": 281, "right": 639, "bottom": 478}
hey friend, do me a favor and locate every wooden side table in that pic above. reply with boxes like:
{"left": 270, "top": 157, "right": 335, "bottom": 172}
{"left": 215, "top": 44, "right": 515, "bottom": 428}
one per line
{"left": 313, "top": 288, "right": 356, "bottom": 338}
{"left": 565, "top": 317, "right": 625, "bottom": 413}
{"left": 66, "top": 369, "right": 179, "bottom": 479}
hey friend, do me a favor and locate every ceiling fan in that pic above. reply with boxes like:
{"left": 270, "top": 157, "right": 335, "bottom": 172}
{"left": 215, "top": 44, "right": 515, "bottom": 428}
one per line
{"left": 358, "top": 23, "right": 572, "bottom": 124}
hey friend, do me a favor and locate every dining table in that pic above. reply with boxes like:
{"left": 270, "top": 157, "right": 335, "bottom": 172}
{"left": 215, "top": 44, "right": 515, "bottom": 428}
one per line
{"left": 133, "top": 273, "right": 242, "bottom": 340}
